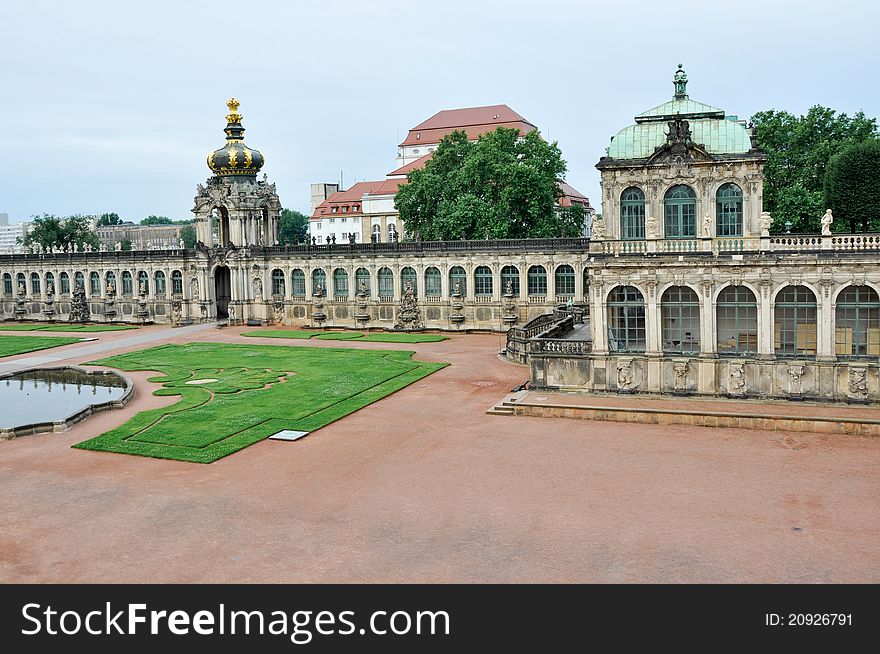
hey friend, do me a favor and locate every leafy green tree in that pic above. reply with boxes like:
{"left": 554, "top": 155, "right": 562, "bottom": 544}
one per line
{"left": 824, "top": 140, "right": 880, "bottom": 233}
{"left": 395, "top": 127, "right": 579, "bottom": 240}
{"left": 141, "top": 215, "right": 174, "bottom": 225}
{"left": 120, "top": 238, "right": 132, "bottom": 251}
{"left": 22, "top": 214, "right": 100, "bottom": 251}
{"left": 751, "top": 106, "right": 878, "bottom": 233}
{"left": 96, "top": 212, "right": 122, "bottom": 226}
{"left": 179, "top": 224, "right": 197, "bottom": 249}
{"left": 279, "top": 208, "right": 309, "bottom": 245}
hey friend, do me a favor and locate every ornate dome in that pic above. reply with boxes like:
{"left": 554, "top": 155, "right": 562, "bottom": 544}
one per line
{"left": 207, "top": 98, "right": 265, "bottom": 177}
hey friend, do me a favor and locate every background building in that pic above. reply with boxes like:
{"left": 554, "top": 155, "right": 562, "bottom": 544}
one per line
{"left": 0, "top": 213, "right": 30, "bottom": 255}
{"left": 95, "top": 223, "right": 185, "bottom": 250}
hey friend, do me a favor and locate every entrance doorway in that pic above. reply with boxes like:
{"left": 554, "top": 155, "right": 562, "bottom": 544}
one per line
{"left": 214, "top": 265, "right": 231, "bottom": 318}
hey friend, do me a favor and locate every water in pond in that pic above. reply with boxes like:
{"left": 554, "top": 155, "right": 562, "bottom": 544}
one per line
{"left": 0, "top": 368, "right": 126, "bottom": 428}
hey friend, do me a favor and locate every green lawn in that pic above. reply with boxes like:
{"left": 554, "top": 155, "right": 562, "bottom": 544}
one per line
{"left": 73, "top": 342, "right": 447, "bottom": 463}
{"left": 0, "top": 323, "right": 137, "bottom": 332}
{"left": 0, "top": 335, "right": 83, "bottom": 358}
{"left": 243, "top": 330, "right": 448, "bottom": 343}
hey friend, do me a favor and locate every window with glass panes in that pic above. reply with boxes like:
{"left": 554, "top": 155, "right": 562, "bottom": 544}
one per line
{"left": 171, "top": 270, "right": 182, "bottom": 295}
{"left": 835, "top": 285, "right": 880, "bottom": 358}
{"left": 661, "top": 286, "right": 700, "bottom": 354}
{"left": 154, "top": 271, "right": 166, "bottom": 295}
{"left": 378, "top": 267, "right": 393, "bottom": 297}
{"left": 401, "top": 267, "right": 417, "bottom": 295}
{"left": 90, "top": 272, "right": 101, "bottom": 295}
{"left": 607, "top": 286, "right": 646, "bottom": 353}
{"left": 449, "top": 266, "right": 466, "bottom": 297}
{"left": 555, "top": 265, "right": 575, "bottom": 297}
{"left": 272, "top": 269, "right": 285, "bottom": 296}
{"left": 31, "top": 272, "right": 41, "bottom": 294}
{"left": 45, "top": 272, "right": 55, "bottom": 294}
{"left": 74, "top": 272, "right": 85, "bottom": 292}
{"left": 122, "top": 271, "right": 133, "bottom": 296}
{"left": 500, "top": 266, "right": 519, "bottom": 296}
{"left": 620, "top": 187, "right": 645, "bottom": 240}
{"left": 3, "top": 273, "right": 13, "bottom": 295}
{"left": 527, "top": 265, "right": 547, "bottom": 296}
{"left": 291, "top": 269, "right": 306, "bottom": 297}
{"left": 474, "top": 266, "right": 493, "bottom": 296}
{"left": 355, "top": 268, "right": 370, "bottom": 294}
{"left": 333, "top": 268, "right": 349, "bottom": 297}
{"left": 312, "top": 268, "right": 326, "bottom": 294}
{"left": 716, "top": 286, "right": 757, "bottom": 355}
{"left": 664, "top": 185, "right": 696, "bottom": 238}
{"left": 774, "top": 286, "right": 817, "bottom": 357}
{"left": 425, "top": 267, "right": 441, "bottom": 296}
{"left": 716, "top": 183, "right": 743, "bottom": 237}
{"left": 137, "top": 271, "right": 148, "bottom": 295}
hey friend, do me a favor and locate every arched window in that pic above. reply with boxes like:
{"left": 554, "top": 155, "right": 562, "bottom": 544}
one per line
{"left": 171, "top": 270, "right": 183, "bottom": 295}
{"left": 401, "top": 266, "right": 417, "bottom": 295}
{"left": 291, "top": 269, "right": 306, "bottom": 297}
{"left": 371, "top": 224, "right": 381, "bottom": 242}
{"left": 716, "top": 183, "right": 743, "bottom": 237}
{"left": 555, "top": 265, "right": 575, "bottom": 297}
{"left": 661, "top": 286, "right": 700, "bottom": 354}
{"left": 500, "top": 265, "right": 520, "bottom": 296}
{"left": 121, "top": 270, "right": 133, "bottom": 296}
{"left": 378, "top": 267, "right": 394, "bottom": 298}
{"left": 664, "top": 185, "right": 696, "bottom": 239}
{"left": 74, "top": 271, "right": 85, "bottom": 292}
{"left": 716, "top": 285, "right": 757, "bottom": 356}
{"left": 311, "top": 268, "right": 326, "bottom": 295}
{"left": 31, "top": 272, "right": 41, "bottom": 295}
{"left": 774, "top": 286, "right": 817, "bottom": 357}
{"left": 620, "top": 187, "right": 645, "bottom": 240}
{"left": 449, "top": 266, "right": 467, "bottom": 297}
{"left": 89, "top": 272, "right": 101, "bottom": 295}
{"left": 154, "top": 271, "right": 166, "bottom": 295}
{"left": 45, "top": 272, "right": 55, "bottom": 294}
{"left": 355, "top": 267, "right": 371, "bottom": 294}
{"left": 583, "top": 268, "right": 590, "bottom": 300}
{"left": 388, "top": 223, "right": 398, "bottom": 242}
{"left": 474, "top": 265, "right": 493, "bottom": 296}
{"left": 60, "top": 272, "right": 70, "bottom": 295}
{"left": 137, "top": 270, "right": 148, "bottom": 295}
{"left": 424, "top": 267, "right": 441, "bottom": 296}
{"left": 835, "top": 285, "right": 880, "bottom": 358}
{"left": 16, "top": 272, "right": 26, "bottom": 294}
{"left": 527, "top": 265, "right": 547, "bottom": 296}
{"left": 333, "top": 268, "right": 349, "bottom": 298}
{"left": 3, "top": 273, "right": 13, "bottom": 295}
{"left": 607, "top": 286, "right": 646, "bottom": 353}
{"left": 271, "top": 268, "right": 286, "bottom": 297}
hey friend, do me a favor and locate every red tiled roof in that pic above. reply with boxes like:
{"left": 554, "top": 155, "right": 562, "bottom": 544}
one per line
{"left": 410, "top": 104, "right": 534, "bottom": 132}
{"left": 399, "top": 122, "right": 536, "bottom": 147}
{"left": 388, "top": 153, "right": 433, "bottom": 177}
{"left": 557, "top": 181, "right": 593, "bottom": 210}
{"left": 364, "top": 178, "right": 406, "bottom": 196}
{"left": 310, "top": 180, "right": 387, "bottom": 219}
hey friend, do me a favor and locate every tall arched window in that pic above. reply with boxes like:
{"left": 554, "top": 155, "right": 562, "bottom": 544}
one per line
{"left": 449, "top": 266, "right": 467, "bottom": 297}
{"left": 424, "top": 267, "right": 441, "bottom": 296}
{"left": 3, "top": 273, "right": 13, "bottom": 295}
{"left": 716, "top": 183, "right": 743, "bottom": 237}
{"left": 500, "top": 265, "right": 520, "bottom": 296}
{"left": 607, "top": 286, "right": 646, "bottom": 353}
{"left": 620, "top": 187, "right": 645, "bottom": 240}
{"left": 835, "top": 285, "right": 880, "bottom": 358}
{"left": 31, "top": 272, "right": 41, "bottom": 295}
{"left": 664, "top": 185, "right": 697, "bottom": 239}
{"left": 333, "top": 268, "right": 349, "bottom": 298}
{"left": 312, "top": 268, "right": 326, "bottom": 295}
{"left": 527, "top": 265, "right": 547, "bottom": 296}
{"left": 378, "top": 267, "right": 394, "bottom": 298}
{"left": 154, "top": 271, "right": 166, "bottom": 295}
{"left": 388, "top": 223, "right": 398, "bottom": 242}
{"left": 371, "top": 224, "right": 381, "bottom": 242}
{"left": 105, "top": 271, "right": 116, "bottom": 294}
{"left": 555, "top": 265, "right": 575, "bottom": 297}
{"left": 272, "top": 268, "right": 286, "bottom": 297}
{"left": 474, "top": 266, "right": 493, "bottom": 296}
{"left": 121, "top": 270, "right": 133, "bottom": 296}
{"left": 74, "top": 271, "right": 85, "bottom": 292}
{"left": 171, "top": 270, "right": 183, "bottom": 295}
{"left": 401, "top": 266, "right": 417, "bottom": 295}
{"left": 661, "top": 286, "right": 700, "bottom": 354}
{"left": 716, "top": 286, "right": 757, "bottom": 356}
{"left": 583, "top": 268, "right": 590, "bottom": 300}
{"left": 355, "top": 267, "right": 371, "bottom": 294}
{"left": 774, "top": 286, "right": 817, "bottom": 357}
{"left": 16, "top": 272, "right": 26, "bottom": 294}
{"left": 137, "top": 270, "right": 149, "bottom": 295}
{"left": 45, "top": 272, "right": 55, "bottom": 294}
{"left": 291, "top": 269, "right": 306, "bottom": 297}
{"left": 90, "top": 272, "right": 101, "bottom": 295}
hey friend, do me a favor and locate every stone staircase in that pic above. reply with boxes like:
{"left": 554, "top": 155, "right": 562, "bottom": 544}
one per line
{"left": 486, "top": 390, "right": 528, "bottom": 416}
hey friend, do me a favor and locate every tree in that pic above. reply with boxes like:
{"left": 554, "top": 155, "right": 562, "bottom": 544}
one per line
{"left": 824, "top": 140, "right": 880, "bottom": 233}
{"left": 179, "top": 224, "right": 197, "bottom": 249}
{"left": 141, "top": 215, "right": 174, "bottom": 225}
{"left": 96, "top": 212, "right": 122, "bottom": 226}
{"left": 395, "top": 127, "right": 579, "bottom": 240}
{"left": 120, "top": 238, "right": 132, "bottom": 251}
{"left": 22, "top": 214, "right": 100, "bottom": 251}
{"left": 751, "top": 106, "right": 878, "bottom": 233}
{"left": 278, "top": 208, "right": 309, "bottom": 245}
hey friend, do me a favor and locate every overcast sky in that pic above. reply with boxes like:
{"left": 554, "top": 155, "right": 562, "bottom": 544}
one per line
{"left": 1, "top": 0, "right": 877, "bottom": 223}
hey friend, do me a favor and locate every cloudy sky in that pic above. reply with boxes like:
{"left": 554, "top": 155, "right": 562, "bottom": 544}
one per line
{"left": 1, "top": 0, "right": 877, "bottom": 223}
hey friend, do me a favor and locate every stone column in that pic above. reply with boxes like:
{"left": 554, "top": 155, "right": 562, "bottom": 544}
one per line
{"left": 644, "top": 283, "right": 661, "bottom": 355}
{"left": 816, "top": 293, "right": 835, "bottom": 360}
{"left": 758, "top": 284, "right": 773, "bottom": 357}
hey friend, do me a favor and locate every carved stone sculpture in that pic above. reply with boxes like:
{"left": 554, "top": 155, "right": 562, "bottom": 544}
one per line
{"left": 673, "top": 361, "right": 688, "bottom": 391}
{"left": 787, "top": 364, "right": 805, "bottom": 395}
{"left": 394, "top": 281, "right": 423, "bottom": 331}
{"left": 759, "top": 211, "right": 772, "bottom": 237}
{"left": 617, "top": 360, "right": 636, "bottom": 391}
{"left": 848, "top": 366, "right": 868, "bottom": 401}
{"left": 821, "top": 209, "right": 833, "bottom": 236}
{"left": 69, "top": 283, "right": 89, "bottom": 323}
{"left": 728, "top": 363, "right": 746, "bottom": 394}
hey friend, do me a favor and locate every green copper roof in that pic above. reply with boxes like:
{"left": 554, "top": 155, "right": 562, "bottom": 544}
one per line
{"left": 608, "top": 119, "right": 752, "bottom": 159}
{"left": 635, "top": 97, "right": 725, "bottom": 122}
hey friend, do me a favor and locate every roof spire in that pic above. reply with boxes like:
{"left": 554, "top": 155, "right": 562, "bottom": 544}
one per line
{"left": 673, "top": 64, "right": 688, "bottom": 99}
